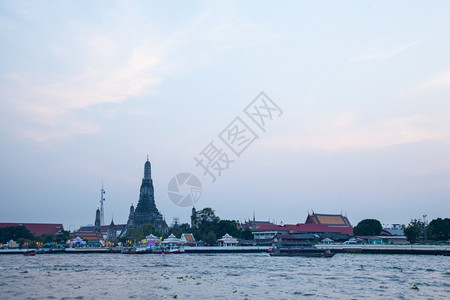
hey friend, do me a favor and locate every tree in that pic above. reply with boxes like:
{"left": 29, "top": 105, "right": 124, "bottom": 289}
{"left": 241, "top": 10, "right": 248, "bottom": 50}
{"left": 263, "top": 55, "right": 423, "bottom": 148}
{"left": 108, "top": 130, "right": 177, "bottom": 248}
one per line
{"left": 141, "top": 223, "right": 156, "bottom": 236}
{"left": 38, "top": 234, "right": 55, "bottom": 244}
{"left": 353, "top": 219, "right": 382, "bottom": 236}
{"left": 427, "top": 218, "right": 450, "bottom": 241}
{"left": 0, "top": 226, "right": 34, "bottom": 243}
{"left": 18, "top": 238, "right": 36, "bottom": 249}
{"left": 179, "top": 223, "right": 190, "bottom": 231}
{"left": 403, "top": 219, "right": 424, "bottom": 243}
{"left": 169, "top": 223, "right": 190, "bottom": 238}
{"left": 192, "top": 207, "right": 220, "bottom": 228}
{"left": 170, "top": 226, "right": 183, "bottom": 238}
{"left": 131, "top": 223, "right": 158, "bottom": 241}
{"left": 191, "top": 208, "right": 221, "bottom": 242}
{"left": 215, "top": 220, "right": 241, "bottom": 239}
{"left": 132, "top": 228, "right": 145, "bottom": 241}
{"left": 203, "top": 231, "right": 217, "bottom": 246}
{"left": 55, "top": 230, "right": 70, "bottom": 245}
{"left": 188, "top": 207, "right": 256, "bottom": 243}
{"left": 241, "top": 228, "right": 253, "bottom": 240}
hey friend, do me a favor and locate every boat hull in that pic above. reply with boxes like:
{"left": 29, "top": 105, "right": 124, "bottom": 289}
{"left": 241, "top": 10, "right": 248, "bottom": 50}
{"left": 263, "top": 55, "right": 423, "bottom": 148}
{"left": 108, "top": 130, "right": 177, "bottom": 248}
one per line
{"left": 23, "top": 251, "right": 36, "bottom": 256}
{"left": 121, "top": 247, "right": 148, "bottom": 254}
{"left": 151, "top": 248, "right": 184, "bottom": 254}
{"left": 270, "top": 247, "right": 335, "bottom": 257}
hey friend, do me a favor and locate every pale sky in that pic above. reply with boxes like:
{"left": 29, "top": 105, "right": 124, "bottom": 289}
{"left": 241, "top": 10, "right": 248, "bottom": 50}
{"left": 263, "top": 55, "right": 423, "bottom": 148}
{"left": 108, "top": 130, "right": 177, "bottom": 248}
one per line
{"left": 1, "top": 1, "right": 449, "bottom": 231}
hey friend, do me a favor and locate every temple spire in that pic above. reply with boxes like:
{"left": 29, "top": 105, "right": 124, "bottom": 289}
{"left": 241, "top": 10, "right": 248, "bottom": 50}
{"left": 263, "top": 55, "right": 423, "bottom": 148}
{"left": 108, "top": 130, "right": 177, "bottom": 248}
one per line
{"left": 144, "top": 156, "right": 151, "bottom": 179}
{"left": 128, "top": 156, "right": 166, "bottom": 236}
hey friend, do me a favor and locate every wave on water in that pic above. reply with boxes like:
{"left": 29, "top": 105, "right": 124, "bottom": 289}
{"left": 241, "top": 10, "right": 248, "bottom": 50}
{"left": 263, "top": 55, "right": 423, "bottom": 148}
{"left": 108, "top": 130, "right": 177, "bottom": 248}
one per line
{"left": 0, "top": 253, "right": 448, "bottom": 299}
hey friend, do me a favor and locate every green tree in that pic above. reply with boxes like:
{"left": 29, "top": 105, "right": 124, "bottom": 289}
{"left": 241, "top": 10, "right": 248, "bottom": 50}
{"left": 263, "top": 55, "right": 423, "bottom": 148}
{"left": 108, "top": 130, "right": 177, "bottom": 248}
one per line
{"left": 55, "top": 230, "right": 70, "bottom": 245}
{"left": 132, "top": 228, "right": 145, "bottom": 241}
{"left": 131, "top": 223, "right": 156, "bottom": 241}
{"left": 241, "top": 228, "right": 252, "bottom": 240}
{"left": 141, "top": 223, "right": 155, "bottom": 236}
{"left": 427, "top": 218, "right": 450, "bottom": 241}
{"left": 170, "top": 226, "right": 183, "bottom": 238}
{"left": 188, "top": 207, "right": 254, "bottom": 243}
{"left": 353, "top": 219, "right": 382, "bottom": 236}
{"left": 191, "top": 208, "right": 221, "bottom": 243}
{"left": 180, "top": 223, "right": 190, "bottom": 231}
{"left": 203, "top": 231, "right": 217, "bottom": 246}
{"left": 192, "top": 207, "right": 220, "bottom": 228}
{"left": 38, "top": 234, "right": 56, "bottom": 244}
{"left": 403, "top": 219, "right": 424, "bottom": 243}
{"left": 215, "top": 220, "right": 241, "bottom": 239}
{"left": 18, "top": 238, "right": 36, "bottom": 249}
{"left": 0, "top": 226, "right": 34, "bottom": 243}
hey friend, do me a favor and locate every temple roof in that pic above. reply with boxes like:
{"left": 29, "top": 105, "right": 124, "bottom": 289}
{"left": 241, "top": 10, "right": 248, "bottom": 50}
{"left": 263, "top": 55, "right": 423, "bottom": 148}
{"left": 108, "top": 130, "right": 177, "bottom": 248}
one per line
{"left": 70, "top": 232, "right": 102, "bottom": 243}
{"left": 0, "top": 223, "right": 64, "bottom": 236}
{"left": 77, "top": 224, "right": 126, "bottom": 234}
{"left": 251, "top": 223, "right": 353, "bottom": 235}
{"left": 181, "top": 233, "right": 195, "bottom": 242}
{"left": 305, "top": 213, "right": 352, "bottom": 227}
{"left": 145, "top": 234, "right": 159, "bottom": 241}
{"left": 218, "top": 233, "right": 238, "bottom": 243}
{"left": 162, "top": 233, "right": 180, "bottom": 243}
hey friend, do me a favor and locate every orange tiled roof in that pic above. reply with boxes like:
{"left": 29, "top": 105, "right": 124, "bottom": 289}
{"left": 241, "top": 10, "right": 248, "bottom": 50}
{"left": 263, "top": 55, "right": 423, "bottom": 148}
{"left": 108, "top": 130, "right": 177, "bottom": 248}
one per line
{"left": 70, "top": 232, "right": 102, "bottom": 243}
{"left": 181, "top": 233, "right": 195, "bottom": 242}
{"left": 316, "top": 215, "right": 346, "bottom": 225}
{"left": 305, "top": 213, "right": 352, "bottom": 227}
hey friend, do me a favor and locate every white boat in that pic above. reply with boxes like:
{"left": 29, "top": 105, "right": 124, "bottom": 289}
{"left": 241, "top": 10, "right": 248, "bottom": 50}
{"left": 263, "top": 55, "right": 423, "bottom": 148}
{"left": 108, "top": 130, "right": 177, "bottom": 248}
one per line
{"left": 121, "top": 247, "right": 148, "bottom": 254}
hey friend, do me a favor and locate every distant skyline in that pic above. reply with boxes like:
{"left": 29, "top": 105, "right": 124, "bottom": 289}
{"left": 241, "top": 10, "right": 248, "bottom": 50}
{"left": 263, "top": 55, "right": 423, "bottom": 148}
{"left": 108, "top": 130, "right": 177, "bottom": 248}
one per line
{"left": 1, "top": 1, "right": 449, "bottom": 231}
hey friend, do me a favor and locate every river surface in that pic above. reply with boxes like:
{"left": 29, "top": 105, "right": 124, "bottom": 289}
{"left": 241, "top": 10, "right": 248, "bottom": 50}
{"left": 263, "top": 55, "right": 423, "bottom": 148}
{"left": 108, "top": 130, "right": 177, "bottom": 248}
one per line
{"left": 0, "top": 253, "right": 449, "bottom": 299}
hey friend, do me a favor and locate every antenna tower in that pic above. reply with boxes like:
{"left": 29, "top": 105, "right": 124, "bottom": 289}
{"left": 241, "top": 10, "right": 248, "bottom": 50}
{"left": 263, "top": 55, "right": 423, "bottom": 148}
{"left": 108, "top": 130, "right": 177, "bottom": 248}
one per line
{"left": 100, "top": 182, "right": 106, "bottom": 225}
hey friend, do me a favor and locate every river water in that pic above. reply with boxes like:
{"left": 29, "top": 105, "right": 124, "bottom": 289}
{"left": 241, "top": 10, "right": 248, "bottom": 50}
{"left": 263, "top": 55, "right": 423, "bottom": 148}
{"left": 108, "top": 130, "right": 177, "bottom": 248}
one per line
{"left": 0, "top": 253, "right": 448, "bottom": 299}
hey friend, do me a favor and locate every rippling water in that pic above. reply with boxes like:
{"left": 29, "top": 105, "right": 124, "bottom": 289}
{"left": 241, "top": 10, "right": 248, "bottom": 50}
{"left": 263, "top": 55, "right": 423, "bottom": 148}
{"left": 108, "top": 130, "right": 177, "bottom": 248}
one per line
{"left": 0, "top": 253, "right": 449, "bottom": 299}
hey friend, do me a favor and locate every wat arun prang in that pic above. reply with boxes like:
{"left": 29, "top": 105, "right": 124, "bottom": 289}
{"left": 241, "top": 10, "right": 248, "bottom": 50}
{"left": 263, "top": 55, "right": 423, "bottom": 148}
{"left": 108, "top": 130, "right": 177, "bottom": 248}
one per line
{"left": 127, "top": 156, "right": 167, "bottom": 236}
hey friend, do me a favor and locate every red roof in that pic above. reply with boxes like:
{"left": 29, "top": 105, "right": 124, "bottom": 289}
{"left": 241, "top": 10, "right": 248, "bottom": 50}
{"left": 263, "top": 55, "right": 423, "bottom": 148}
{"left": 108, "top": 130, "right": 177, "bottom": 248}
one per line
{"left": 251, "top": 223, "right": 353, "bottom": 235}
{"left": 0, "top": 223, "right": 64, "bottom": 236}
{"left": 239, "top": 221, "right": 274, "bottom": 229}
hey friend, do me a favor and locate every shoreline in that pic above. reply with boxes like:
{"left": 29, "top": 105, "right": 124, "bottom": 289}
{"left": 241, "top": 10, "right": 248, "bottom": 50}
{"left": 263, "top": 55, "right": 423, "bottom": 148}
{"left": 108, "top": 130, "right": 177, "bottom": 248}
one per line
{"left": 1, "top": 244, "right": 449, "bottom": 256}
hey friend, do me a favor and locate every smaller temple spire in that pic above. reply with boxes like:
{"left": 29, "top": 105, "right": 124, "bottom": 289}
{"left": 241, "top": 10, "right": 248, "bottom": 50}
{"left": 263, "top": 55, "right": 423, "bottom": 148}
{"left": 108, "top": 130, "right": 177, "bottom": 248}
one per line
{"left": 147, "top": 154, "right": 149, "bottom": 161}
{"left": 95, "top": 207, "right": 101, "bottom": 232}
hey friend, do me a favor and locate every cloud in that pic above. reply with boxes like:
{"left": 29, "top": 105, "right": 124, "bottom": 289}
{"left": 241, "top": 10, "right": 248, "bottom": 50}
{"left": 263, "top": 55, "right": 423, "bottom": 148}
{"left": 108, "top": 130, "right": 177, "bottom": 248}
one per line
{"left": 8, "top": 37, "right": 166, "bottom": 144}
{"left": 36, "top": 45, "right": 164, "bottom": 110}
{"left": 22, "top": 121, "right": 100, "bottom": 145}
{"left": 261, "top": 112, "right": 450, "bottom": 152}
{"left": 1, "top": 3, "right": 277, "bottom": 146}
{"left": 347, "top": 39, "right": 425, "bottom": 63}
{"left": 418, "top": 69, "right": 450, "bottom": 91}
{"left": 203, "top": 15, "right": 278, "bottom": 47}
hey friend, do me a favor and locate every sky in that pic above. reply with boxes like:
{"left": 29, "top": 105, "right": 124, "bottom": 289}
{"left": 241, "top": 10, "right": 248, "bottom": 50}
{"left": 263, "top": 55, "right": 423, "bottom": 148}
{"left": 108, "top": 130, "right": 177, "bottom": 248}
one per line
{"left": 1, "top": 1, "right": 449, "bottom": 231}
